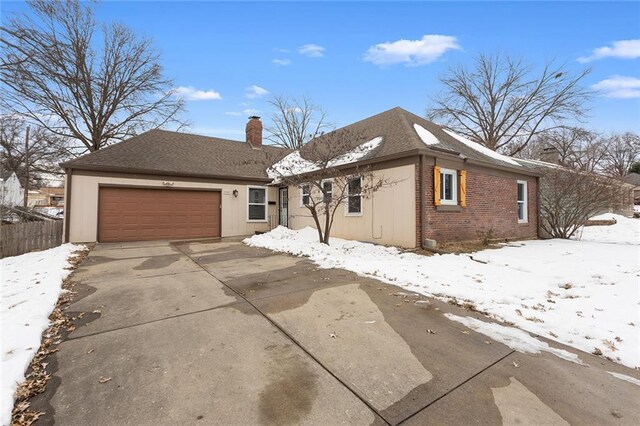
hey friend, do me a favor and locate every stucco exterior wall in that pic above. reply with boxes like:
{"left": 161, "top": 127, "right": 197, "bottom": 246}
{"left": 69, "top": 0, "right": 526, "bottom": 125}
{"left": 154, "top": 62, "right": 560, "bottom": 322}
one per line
{"left": 286, "top": 164, "right": 417, "bottom": 248}
{"left": 66, "top": 171, "right": 276, "bottom": 243}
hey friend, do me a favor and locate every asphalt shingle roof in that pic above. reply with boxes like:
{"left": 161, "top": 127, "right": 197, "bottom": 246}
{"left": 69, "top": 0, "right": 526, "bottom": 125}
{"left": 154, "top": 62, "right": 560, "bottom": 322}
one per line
{"left": 300, "top": 107, "right": 530, "bottom": 172}
{"left": 63, "top": 107, "right": 535, "bottom": 178}
{"left": 623, "top": 172, "right": 640, "bottom": 186}
{"left": 62, "top": 129, "right": 289, "bottom": 180}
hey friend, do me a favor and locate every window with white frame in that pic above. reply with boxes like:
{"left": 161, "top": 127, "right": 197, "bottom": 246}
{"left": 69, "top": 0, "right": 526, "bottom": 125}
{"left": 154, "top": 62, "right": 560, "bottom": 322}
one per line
{"left": 346, "top": 177, "right": 362, "bottom": 214}
{"left": 440, "top": 168, "right": 457, "bottom": 205}
{"left": 322, "top": 180, "right": 333, "bottom": 203}
{"left": 247, "top": 186, "right": 267, "bottom": 221}
{"left": 301, "top": 184, "right": 310, "bottom": 206}
{"left": 517, "top": 180, "right": 528, "bottom": 223}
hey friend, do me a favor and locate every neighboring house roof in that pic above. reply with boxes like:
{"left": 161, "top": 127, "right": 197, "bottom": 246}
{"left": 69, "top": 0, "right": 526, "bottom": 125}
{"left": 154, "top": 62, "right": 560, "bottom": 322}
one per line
{"left": 623, "top": 172, "right": 640, "bottom": 187}
{"left": 61, "top": 129, "right": 289, "bottom": 181}
{"left": 61, "top": 107, "right": 538, "bottom": 180}
{"left": 1, "top": 171, "right": 20, "bottom": 182}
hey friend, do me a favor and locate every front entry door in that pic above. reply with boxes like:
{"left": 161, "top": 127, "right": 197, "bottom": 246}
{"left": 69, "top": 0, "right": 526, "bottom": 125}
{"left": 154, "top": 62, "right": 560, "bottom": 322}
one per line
{"left": 279, "top": 187, "right": 288, "bottom": 227}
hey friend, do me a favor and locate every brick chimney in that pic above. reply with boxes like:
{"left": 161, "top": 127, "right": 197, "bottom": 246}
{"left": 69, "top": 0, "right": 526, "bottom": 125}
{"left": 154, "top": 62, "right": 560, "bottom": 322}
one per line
{"left": 246, "top": 116, "right": 262, "bottom": 149}
{"left": 540, "top": 145, "right": 560, "bottom": 164}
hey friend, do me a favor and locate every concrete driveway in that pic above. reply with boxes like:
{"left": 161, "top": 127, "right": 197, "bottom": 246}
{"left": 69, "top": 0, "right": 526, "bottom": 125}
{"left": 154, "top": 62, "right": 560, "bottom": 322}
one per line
{"left": 31, "top": 239, "right": 640, "bottom": 425}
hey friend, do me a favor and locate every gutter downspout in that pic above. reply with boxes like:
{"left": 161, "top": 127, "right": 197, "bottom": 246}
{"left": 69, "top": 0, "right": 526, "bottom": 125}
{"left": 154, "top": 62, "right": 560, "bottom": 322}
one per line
{"left": 64, "top": 168, "right": 72, "bottom": 243}
{"left": 536, "top": 175, "right": 541, "bottom": 239}
{"left": 419, "top": 155, "right": 425, "bottom": 249}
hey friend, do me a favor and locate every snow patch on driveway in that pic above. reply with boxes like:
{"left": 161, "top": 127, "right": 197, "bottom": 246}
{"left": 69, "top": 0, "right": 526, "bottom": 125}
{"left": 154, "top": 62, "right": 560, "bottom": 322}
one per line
{"left": 445, "top": 314, "right": 585, "bottom": 365}
{"left": 1, "top": 244, "right": 85, "bottom": 426}
{"left": 607, "top": 371, "right": 640, "bottom": 387}
{"left": 244, "top": 215, "right": 640, "bottom": 369}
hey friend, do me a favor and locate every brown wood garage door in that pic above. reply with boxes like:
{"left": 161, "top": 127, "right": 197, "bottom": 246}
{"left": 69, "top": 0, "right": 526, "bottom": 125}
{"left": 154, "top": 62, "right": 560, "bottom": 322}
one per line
{"left": 98, "top": 187, "right": 221, "bottom": 242}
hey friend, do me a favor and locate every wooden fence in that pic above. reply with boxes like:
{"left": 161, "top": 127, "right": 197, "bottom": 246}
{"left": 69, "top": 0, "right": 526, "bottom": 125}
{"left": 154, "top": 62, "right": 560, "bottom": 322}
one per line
{"left": 0, "top": 220, "right": 63, "bottom": 259}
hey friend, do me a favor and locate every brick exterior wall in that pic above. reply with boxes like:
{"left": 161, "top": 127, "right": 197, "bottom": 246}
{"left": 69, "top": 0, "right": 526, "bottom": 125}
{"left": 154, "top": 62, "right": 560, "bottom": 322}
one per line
{"left": 417, "top": 161, "right": 538, "bottom": 245}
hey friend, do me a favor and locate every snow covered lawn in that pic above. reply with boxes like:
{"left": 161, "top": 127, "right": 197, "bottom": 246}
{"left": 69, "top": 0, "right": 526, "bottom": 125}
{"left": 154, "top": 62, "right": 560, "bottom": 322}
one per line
{"left": 245, "top": 214, "right": 640, "bottom": 369}
{"left": 1, "top": 244, "right": 85, "bottom": 426}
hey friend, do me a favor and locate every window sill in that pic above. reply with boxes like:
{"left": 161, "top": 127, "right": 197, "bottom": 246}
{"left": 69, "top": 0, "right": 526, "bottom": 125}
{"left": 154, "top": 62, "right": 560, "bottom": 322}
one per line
{"left": 436, "top": 205, "right": 462, "bottom": 212}
{"left": 518, "top": 220, "right": 529, "bottom": 224}
{"left": 345, "top": 212, "right": 363, "bottom": 217}
{"left": 247, "top": 219, "right": 268, "bottom": 223}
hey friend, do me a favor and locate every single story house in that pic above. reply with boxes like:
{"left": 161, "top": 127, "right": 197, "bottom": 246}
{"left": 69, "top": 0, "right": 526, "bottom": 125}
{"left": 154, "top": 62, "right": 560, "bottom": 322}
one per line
{"left": 61, "top": 107, "right": 541, "bottom": 248}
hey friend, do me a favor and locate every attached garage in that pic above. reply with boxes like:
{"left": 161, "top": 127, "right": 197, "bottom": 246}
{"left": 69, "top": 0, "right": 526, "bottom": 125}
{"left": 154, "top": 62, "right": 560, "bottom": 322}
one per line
{"left": 98, "top": 187, "right": 221, "bottom": 242}
{"left": 62, "top": 126, "right": 288, "bottom": 243}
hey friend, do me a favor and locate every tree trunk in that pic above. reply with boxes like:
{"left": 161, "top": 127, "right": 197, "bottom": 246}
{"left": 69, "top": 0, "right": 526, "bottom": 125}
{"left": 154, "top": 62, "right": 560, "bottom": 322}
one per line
{"left": 308, "top": 208, "right": 324, "bottom": 244}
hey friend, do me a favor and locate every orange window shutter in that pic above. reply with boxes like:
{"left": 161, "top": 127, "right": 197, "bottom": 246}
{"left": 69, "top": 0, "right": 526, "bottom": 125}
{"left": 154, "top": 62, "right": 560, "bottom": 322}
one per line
{"left": 434, "top": 166, "right": 441, "bottom": 206}
{"left": 459, "top": 170, "right": 467, "bottom": 207}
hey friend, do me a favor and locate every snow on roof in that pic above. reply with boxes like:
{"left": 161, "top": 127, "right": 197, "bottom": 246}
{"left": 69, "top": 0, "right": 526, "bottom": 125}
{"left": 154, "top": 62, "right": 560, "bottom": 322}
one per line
{"left": 268, "top": 136, "right": 383, "bottom": 180}
{"left": 267, "top": 151, "right": 317, "bottom": 179}
{"left": 331, "top": 136, "right": 382, "bottom": 167}
{"left": 514, "top": 157, "right": 563, "bottom": 169}
{"left": 413, "top": 123, "right": 440, "bottom": 146}
{"left": 443, "top": 129, "right": 521, "bottom": 167}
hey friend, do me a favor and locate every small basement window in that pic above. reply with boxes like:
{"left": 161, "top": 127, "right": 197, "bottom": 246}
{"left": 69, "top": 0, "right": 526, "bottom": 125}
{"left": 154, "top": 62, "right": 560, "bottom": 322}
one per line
{"left": 301, "top": 184, "right": 311, "bottom": 206}
{"left": 346, "top": 177, "right": 362, "bottom": 215}
{"left": 440, "top": 168, "right": 457, "bottom": 205}
{"left": 517, "top": 180, "right": 528, "bottom": 223}
{"left": 248, "top": 186, "right": 267, "bottom": 221}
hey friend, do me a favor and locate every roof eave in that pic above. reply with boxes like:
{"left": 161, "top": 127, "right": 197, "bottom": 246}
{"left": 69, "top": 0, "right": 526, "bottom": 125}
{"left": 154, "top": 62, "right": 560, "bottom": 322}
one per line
{"left": 418, "top": 147, "right": 543, "bottom": 177}
{"left": 63, "top": 164, "right": 273, "bottom": 183}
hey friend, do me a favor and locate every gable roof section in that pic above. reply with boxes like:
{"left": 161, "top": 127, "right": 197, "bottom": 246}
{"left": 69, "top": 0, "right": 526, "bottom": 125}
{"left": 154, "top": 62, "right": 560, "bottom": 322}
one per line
{"left": 61, "top": 129, "right": 289, "bottom": 181}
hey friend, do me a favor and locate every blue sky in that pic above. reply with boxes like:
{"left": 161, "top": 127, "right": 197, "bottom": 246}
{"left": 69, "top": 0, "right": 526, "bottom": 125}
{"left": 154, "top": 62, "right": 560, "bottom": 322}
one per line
{"left": 3, "top": 1, "right": 640, "bottom": 140}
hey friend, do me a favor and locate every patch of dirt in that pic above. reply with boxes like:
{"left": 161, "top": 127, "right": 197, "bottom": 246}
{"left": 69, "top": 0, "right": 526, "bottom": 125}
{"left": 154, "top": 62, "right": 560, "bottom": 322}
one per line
{"left": 438, "top": 241, "right": 502, "bottom": 254}
{"left": 11, "top": 245, "right": 92, "bottom": 426}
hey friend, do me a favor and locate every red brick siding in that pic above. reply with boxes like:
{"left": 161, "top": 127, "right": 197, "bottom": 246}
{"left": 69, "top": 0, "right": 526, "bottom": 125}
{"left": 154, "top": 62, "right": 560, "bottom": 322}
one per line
{"left": 418, "top": 164, "right": 538, "bottom": 244}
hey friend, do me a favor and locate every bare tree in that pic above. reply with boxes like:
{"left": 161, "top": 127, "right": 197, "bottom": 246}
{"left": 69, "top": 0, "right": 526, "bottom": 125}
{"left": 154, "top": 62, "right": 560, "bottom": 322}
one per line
{"left": 539, "top": 167, "right": 628, "bottom": 239}
{"left": 428, "top": 53, "right": 592, "bottom": 156}
{"left": 517, "top": 127, "right": 598, "bottom": 167}
{"left": 1, "top": 0, "right": 185, "bottom": 153}
{"left": 266, "top": 95, "right": 332, "bottom": 149}
{"left": 0, "top": 115, "right": 72, "bottom": 187}
{"left": 600, "top": 132, "right": 640, "bottom": 177}
{"left": 265, "top": 129, "right": 395, "bottom": 244}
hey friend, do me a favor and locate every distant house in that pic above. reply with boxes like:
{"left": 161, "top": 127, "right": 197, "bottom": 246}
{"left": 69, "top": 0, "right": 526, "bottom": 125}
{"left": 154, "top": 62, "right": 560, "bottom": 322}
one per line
{"left": 29, "top": 187, "right": 65, "bottom": 207}
{"left": 516, "top": 156, "right": 635, "bottom": 222}
{"left": 0, "top": 172, "right": 24, "bottom": 206}
{"left": 623, "top": 172, "right": 640, "bottom": 205}
{"left": 61, "top": 108, "right": 541, "bottom": 247}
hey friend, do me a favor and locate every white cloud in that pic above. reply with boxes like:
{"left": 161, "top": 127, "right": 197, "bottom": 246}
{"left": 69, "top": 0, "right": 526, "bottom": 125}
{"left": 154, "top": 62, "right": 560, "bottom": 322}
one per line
{"left": 225, "top": 108, "right": 261, "bottom": 117}
{"left": 363, "top": 35, "right": 461, "bottom": 67}
{"left": 578, "top": 39, "right": 640, "bottom": 63}
{"left": 272, "top": 58, "right": 292, "bottom": 66}
{"left": 592, "top": 75, "right": 640, "bottom": 98}
{"left": 298, "top": 44, "right": 325, "bottom": 58}
{"left": 172, "top": 86, "right": 222, "bottom": 101}
{"left": 245, "top": 85, "right": 269, "bottom": 99}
